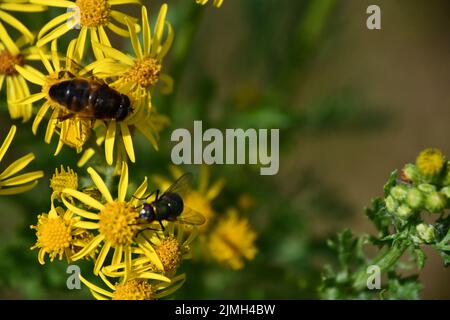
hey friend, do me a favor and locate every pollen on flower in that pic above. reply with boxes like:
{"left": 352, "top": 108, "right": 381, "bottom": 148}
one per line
{"left": 0, "top": 51, "right": 23, "bottom": 75}
{"left": 31, "top": 214, "right": 72, "bottom": 262}
{"left": 50, "top": 166, "right": 79, "bottom": 195}
{"left": 75, "top": 0, "right": 111, "bottom": 27}
{"left": 208, "top": 212, "right": 257, "bottom": 270}
{"left": 124, "top": 57, "right": 162, "bottom": 89}
{"left": 99, "top": 201, "right": 139, "bottom": 247}
{"left": 112, "top": 279, "right": 155, "bottom": 300}
{"left": 416, "top": 148, "right": 445, "bottom": 179}
{"left": 155, "top": 237, "right": 182, "bottom": 272}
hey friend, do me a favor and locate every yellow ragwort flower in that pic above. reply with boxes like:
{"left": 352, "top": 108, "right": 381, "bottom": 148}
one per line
{"left": 0, "top": 33, "right": 44, "bottom": 121}
{"left": 208, "top": 209, "right": 257, "bottom": 270}
{"left": 92, "top": 4, "right": 174, "bottom": 101}
{"left": 416, "top": 148, "right": 445, "bottom": 179}
{"left": 0, "top": 0, "right": 46, "bottom": 43}
{"left": 58, "top": 162, "right": 154, "bottom": 276}
{"left": 31, "top": 206, "right": 79, "bottom": 264}
{"left": 153, "top": 165, "right": 225, "bottom": 232}
{"left": 0, "top": 125, "right": 43, "bottom": 195}
{"left": 196, "top": 0, "right": 223, "bottom": 8}
{"left": 31, "top": 0, "right": 141, "bottom": 56}
{"left": 80, "top": 272, "right": 185, "bottom": 300}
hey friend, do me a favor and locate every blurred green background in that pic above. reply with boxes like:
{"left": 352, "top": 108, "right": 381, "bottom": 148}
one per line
{"left": 1, "top": 0, "right": 450, "bottom": 299}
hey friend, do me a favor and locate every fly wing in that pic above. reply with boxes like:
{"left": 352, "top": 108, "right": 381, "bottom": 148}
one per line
{"left": 162, "top": 173, "right": 193, "bottom": 198}
{"left": 177, "top": 207, "right": 206, "bottom": 226}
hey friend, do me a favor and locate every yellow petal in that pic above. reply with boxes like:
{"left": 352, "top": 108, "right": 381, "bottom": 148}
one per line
{"left": 71, "top": 234, "right": 105, "bottom": 261}
{"left": 151, "top": 4, "right": 168, "bottom": 56}
{"left": 15, "top": 65, "right": 46, "bottom": 86}
{"left": 0, "top": 125, "right": 16, "bottom": 162}
{"left": 141, "top": 6, "right": 151, "bottom": 55}
{"left": 0, "top": 10, "right": 33, "bottom": 42}
{"left": 61, "top": 195, "right": 100, "bottom": 220}
{"left": 62, "top": 188, "right": 105, "bottom": 210}
{"left": 158, "top": 22, "right": 174, "bottom": 60}
{"left": 37, "top": 19, "right": 75, "bottom": 47}
{"left": 16, "top": 92, "right": 46, "bottom": 105}
{"left": 131, "top": 177, "right": 147, "bottom": 206}
{"left": 75, "top": 26, "right": 88, "bottom": 62}
{"left": 77, "top": 148, "right": 95, "bottom": 167}
{"left": 0, "top": 21, "right": 18, "bottom": 54}
{"left": 90, "top": 28, "right": 104, "bottom": 60}
{"left": 87, "top": 167, "right": 114, "bottom": 203}
{"left": 105, "top": 121, "right": 116, "bottom": 165}
{"left": 73, "top": 221, "right": 99, "bottom": 229}
{"left": 106, "top": 21, "right": 130, "bottom": 37}
{"left": 0, "top": 153, "right": 35, "bottom": 180}
{"left": 32, "top": 102, "right": 51, "bottom": 135}
{"left": 117, "top": 161, "right": 128, "bottom": 202}
{"left": 93, "top": 41, "right": 134, "bottom": 65}
{"left": 120, "top": 123, "right": 135, "bottom": 163}
{"left": 97, "top": 25, "right": 111, "bottom": 47}
{"left": 30, "top": 0, "right": 73, "bottom": 8}
{"left": 124, "top": 17, "right": 142, "bottom": 58}
{"left": 111, "top": 246, "right": 123, "bottom": 266}
{"left": 94, "top": 241, "right": 111, "bottom": 275}
{"left": 79, "top": 274, "right": 113, "bottom": 298}
{"left": 0, "top": 181, "right": 38, "bottom": 195}
{"left": 109, "top": 0, "right": 141, "bottom": 5}
{"left": 0, "top": 171, "right": 44, "bottom": 187}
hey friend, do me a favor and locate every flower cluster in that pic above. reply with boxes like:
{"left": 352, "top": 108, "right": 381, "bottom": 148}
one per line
{"left": 32, "top": 163, "right": 195, "bottom": 299}
{"left": 386, "top": 148, "right": 450, "bottom": 231}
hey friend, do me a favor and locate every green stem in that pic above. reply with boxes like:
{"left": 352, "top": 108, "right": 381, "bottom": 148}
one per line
{"left": 352, "top": 241, "right": 410, "bottom": 291}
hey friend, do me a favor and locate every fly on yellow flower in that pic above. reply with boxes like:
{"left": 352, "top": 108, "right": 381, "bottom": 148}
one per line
{"left": 196, "top": 0, "right": 223, "bottom": 8}
{"left": 208, "top": 208, "right": 257, "bottom": 270}
{"left": 59, "top": 162, "right": 154, "bottom": 277}
{"left": 92, "top": 4, "right": 174, "bottom": 103}
{"left": 80, "top": 272, "right": 185, "bottom": 300}
{"left": 0, "top": 125, "right": 43, "bottom": 195}
{"left": 152, "top": 165, "right": 225, "bottom": 232}
{"left": 0, "top": 33, "right": 44, "bottom": 122}
{"left": 31, "top": 0, "right": 141, "bottom": 58}
{"left": 14, "top": 38, "right": 97, "bottom": 154}
{"left": 0, "top": 0, "right": 46, "bottom": 43}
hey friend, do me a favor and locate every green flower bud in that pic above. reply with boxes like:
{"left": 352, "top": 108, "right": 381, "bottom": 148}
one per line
{"left": 416, "top": 223, "right": 435, "bottom": 243}
{"left": 418, "top": 183, "right": 436, "bottom": 194}
{"left": 402, "top": 164, "right": 419, "bottom": 183}
{"left": 425, "top": 191, "right": 447, "bottom": 213}
{"left": 385, "top": 195, "right": 398, "bottom": 214}
{"left": 390, "top": 185, "right": 408, "bottom": 201}
{"left": 395, "top": 205, "right": 413, "bottom": 220}
{"left": 441, "top": 186, "right": 450, "bottom": 199}
{"left": 406, "top": 188, "right": 423, "bottom": 209}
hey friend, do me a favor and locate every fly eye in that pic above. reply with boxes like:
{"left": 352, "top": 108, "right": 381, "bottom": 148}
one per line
{"left": 139, "top": 208, "right": 147, "bottom": 218}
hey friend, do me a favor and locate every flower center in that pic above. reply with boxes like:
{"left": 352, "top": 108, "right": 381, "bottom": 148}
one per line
{"left": 155, "top": 237, "right": 182, "bottom": 272}
{"left": 36, "top": 215, "right": 72, "bottom": 252}
{"left": 50, "top": 166, "right": 79, "bottom": 195}
{"left": 124, "top": 57, "right": 161, "bottom": 88}
{"left": 0, "top": 51, "right": 23, "bottom": 75}
{"left": 75, "top": 0, "right": 111, "bottom": 27}
{"left": 99, "top": 201, "right": 139, "bottom": 247}
{"left": 416, "top": 148, "right": 445, "bottom": 178}
{"left": 112, "top": 280, "right": 155, "bottom": 300}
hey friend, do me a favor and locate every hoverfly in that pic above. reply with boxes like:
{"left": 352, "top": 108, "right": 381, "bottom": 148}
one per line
{"left": 48, "top": 70, "right": 132, "bottom": 122}
{"left": 137, "top": 173, "right": 206, "bottom": 231}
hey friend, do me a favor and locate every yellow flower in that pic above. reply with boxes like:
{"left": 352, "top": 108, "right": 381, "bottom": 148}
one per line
{"left": 0, "top": 0, "right": 46, "bottom": 43}
{"left": 80, "top": 272, "right": 185, "bottom": 300}
{"left": 416, "top": 148, "right": 445, "bottom": 180}
{"left": 58, "top": 162, "right": 154, "bottom": 277}
{"left": 31, "top": 206, "right": 79, "bottom": 264}
{"left": 92, "top": 5, "right": 174, "bottom": 102}
{"left": 196, "top": 0, "right": 223, "bottom": 8}
{"left": 0, "top": 33, "right": 43, "bottom": 122}
{"left": 31, "top": 0, "right": 141, "bottom": 55}
{"left": 153, "top": 165, "right": 225, "bottom": 232}
{"left": 0, "top": 125, "right": 43, "bottom": 195}
{"left": 208, "top": 209, "right": 257, "bottom": 270}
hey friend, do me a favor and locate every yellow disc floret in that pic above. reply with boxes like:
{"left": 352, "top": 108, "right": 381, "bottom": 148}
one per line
{"left": 155, "top": 237, "right": 182, "bottom": 272}
{"left": 75, "top": 0, "right": 111, "bottom": 27}
{"left": 416, "top": 148, "right": 445, "bottom": 179}
{"left": 31, "top": 213, "right": 73, "bottom": 263}
{"left": 124, "top": 57, "right": 161, "bottom": 89}
{"left": 112, "top": 279, "right": 155, "bottom": 300}
{"left": 0, "top": 51, "right": 23, "bottom": 75}
{"left": 99, "top": 201, "right": 139, "bottom": 247}
{"left": 50, "top": 166, "right": 79, "bottom": 195}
